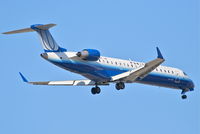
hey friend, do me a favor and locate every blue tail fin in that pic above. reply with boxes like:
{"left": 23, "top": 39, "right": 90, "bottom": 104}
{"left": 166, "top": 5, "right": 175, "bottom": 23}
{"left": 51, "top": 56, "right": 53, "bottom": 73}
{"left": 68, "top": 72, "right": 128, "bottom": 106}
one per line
{"left": 30, "top": 24, "right": 67, "bottom": 52}
{"left": 3, "top": 23, "right": 67, "bottom": 52}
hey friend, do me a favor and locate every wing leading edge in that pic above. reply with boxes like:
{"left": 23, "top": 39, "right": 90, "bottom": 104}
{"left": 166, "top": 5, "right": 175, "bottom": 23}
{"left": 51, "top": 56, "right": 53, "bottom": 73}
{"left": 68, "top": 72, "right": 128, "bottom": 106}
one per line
{"left": 111, "top": 47, "right": 165, "bottom": 82}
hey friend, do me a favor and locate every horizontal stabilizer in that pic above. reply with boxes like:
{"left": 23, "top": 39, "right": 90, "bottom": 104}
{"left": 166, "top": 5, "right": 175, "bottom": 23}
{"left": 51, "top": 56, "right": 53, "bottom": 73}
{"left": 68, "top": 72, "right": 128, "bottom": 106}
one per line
{"left": 3, "top": 28, "right": 34, "bottom": 34}
{"left": 2, "top": 23, "right": 56, "bottom": 34}
{"left": 31, "top": 24, "right": 56, "bottom": 30}
{"left": 2, "top": 23, "right": 66, "bottom": 52}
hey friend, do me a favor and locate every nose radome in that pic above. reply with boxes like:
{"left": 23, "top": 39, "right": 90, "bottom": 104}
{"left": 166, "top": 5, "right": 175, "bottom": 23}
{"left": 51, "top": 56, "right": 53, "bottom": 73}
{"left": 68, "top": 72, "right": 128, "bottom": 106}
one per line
{"left": 188, "top": 80, "right": 195, "bottom": 91}
{"left": 191, "top": 81, "right": 195, "bottom": 89}
{"left": 40, "top": 53, "right": 48, "bottom": 59}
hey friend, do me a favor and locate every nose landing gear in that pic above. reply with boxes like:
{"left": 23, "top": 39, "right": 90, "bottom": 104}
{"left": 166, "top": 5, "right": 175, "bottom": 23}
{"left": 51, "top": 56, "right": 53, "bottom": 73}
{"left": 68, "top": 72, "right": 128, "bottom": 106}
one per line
{"left": 181, "top": 89, "right": 188, "bottom": 99}
{"left": 181, "top": 94, "right": 187, "bottom": 99}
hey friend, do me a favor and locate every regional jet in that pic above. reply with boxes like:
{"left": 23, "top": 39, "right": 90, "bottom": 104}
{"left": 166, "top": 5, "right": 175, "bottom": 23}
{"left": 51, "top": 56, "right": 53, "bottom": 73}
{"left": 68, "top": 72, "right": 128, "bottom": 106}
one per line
{"left": 3, "top": 24, "right": 194, "bottom": 99}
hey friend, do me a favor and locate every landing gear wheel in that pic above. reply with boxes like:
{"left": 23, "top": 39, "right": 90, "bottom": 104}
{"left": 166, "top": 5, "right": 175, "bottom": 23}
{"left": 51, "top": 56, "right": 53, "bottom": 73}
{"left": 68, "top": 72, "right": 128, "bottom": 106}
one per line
{"left": 181, "top": 95, "right": 187, "bottom": 99}
{"left": 115, "top": 84, "right": 121, "bottom": 90}
{"left": 91, "top": 87, "right": 96, "bottom": 94}
{"left": 120, "top": 82, "right": 125, "bottom": 89}
{"left": 96, "top": 87, "right": 101, "bottom": 94}
{"left": 115, "top": 82, "right": 125, "bottom": 90}
{"left": 91, "top": 86, "right": 101, "bottom": 95}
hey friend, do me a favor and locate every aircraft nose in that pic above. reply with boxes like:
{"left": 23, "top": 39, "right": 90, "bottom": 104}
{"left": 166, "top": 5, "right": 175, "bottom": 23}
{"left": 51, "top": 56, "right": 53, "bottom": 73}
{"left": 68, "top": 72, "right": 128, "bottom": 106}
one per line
{"left": 188, "top": 80, "right": 195, "bottom": 91}
{"left": 40, "top": 53, "right": 48, "bottom": 59}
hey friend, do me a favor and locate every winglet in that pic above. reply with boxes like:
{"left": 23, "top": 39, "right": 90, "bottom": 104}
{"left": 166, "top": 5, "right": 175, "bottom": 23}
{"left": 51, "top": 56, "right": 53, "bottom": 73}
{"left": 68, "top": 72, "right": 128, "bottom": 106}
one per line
{"left": 19, "top": 72, "right": 28, "bottom": 82}
{"left": 156, "top": 47, "right": 164, "bottom": 59}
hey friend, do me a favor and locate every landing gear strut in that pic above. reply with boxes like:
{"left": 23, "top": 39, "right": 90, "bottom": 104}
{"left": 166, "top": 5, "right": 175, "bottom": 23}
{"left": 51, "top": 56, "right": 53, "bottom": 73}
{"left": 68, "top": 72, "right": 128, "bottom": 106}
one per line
{"left": 181, "top": 90, "right": 188, "bottom": 99}
{"left": 115, "top": 82, "right": 125, "bottom": 90}
{"left": 91, "top": 86, "right": 101, "bottom": 95}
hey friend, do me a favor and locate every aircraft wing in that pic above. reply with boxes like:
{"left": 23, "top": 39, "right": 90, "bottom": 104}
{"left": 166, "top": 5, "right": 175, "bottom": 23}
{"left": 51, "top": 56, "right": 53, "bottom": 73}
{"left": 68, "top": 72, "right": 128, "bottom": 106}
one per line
{"left": 19, "top": 72, "right": 109, "bottom": 86}
{"left": 111, "top": 47, "right": 165, "bottom": 82}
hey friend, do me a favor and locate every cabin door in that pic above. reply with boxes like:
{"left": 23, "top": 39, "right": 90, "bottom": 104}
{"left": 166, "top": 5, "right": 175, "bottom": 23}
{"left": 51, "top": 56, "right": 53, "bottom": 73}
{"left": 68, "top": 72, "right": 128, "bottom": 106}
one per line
{"left": 174, "top": 71, "right": 180, "bottom": 83}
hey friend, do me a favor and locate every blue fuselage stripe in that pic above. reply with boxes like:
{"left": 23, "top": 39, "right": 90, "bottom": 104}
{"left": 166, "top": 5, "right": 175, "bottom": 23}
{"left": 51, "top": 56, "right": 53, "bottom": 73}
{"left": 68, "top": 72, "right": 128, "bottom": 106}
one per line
{"left": 49, "top": 58, "right": 193, "bottom": 90}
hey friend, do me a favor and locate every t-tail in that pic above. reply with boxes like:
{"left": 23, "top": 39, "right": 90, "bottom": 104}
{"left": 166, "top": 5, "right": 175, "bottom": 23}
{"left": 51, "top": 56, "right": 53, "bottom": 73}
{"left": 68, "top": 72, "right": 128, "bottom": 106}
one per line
{"left": 3, "top": 24, "right": 67, "bottom": 52}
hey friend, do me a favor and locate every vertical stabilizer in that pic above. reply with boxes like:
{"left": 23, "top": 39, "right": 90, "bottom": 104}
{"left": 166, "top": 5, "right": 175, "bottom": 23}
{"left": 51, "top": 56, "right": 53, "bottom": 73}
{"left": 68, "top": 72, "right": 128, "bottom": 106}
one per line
{"left": 3, "top": 24, "right": 67, "bottom": 52}
{"left": 30, "top": 24, "right": 66, "bottom": 52}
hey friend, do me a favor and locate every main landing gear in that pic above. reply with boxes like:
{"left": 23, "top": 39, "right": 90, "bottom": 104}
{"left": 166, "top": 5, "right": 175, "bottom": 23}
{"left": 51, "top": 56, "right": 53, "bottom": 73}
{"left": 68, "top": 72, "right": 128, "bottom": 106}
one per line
{"left": 115, "top": 82, "right": 125, "bottom": 90}
{"left": 91, "top": 82, "right": 126, "bottom": 95}
{"left": 91, "top": 86, "right": 101, "bottom": 95}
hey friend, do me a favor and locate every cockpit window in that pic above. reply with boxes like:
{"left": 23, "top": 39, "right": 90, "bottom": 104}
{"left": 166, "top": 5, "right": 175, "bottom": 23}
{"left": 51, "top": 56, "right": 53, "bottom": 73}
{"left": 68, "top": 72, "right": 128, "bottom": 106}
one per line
{"left": 183, "top": 72, "right": 187, "bottom": 76}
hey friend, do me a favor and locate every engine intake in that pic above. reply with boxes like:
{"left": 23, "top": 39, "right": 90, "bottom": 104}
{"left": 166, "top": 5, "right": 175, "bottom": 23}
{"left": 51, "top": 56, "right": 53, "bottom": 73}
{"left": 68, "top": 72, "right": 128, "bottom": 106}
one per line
{"left": 76, "top": 49, "right": 100, "bottom": 61}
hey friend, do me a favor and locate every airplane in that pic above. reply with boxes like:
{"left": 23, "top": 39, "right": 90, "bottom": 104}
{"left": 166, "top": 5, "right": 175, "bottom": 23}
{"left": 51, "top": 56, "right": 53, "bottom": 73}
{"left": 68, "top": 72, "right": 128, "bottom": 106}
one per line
{"left": 3, "top": 23, "right": 194, "bottom": 99}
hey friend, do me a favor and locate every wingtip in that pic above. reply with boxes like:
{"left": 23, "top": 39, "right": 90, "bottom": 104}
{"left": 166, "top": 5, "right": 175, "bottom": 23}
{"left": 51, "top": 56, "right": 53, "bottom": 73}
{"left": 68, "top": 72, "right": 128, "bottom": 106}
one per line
{"left": 156, "top": 47, "right": 164, "bottom": 59}
{"left": 19, "top": 72, "right": 28, "bottom": 82}
{"left": 2, "top": 31, "right": 11, "bottom": 34}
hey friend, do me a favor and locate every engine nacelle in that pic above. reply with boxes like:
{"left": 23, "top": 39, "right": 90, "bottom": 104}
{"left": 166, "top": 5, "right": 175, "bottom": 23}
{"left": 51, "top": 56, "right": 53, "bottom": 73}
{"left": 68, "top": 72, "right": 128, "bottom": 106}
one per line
{"left": 76, "top": 49, "right": 100, "bottom": 61}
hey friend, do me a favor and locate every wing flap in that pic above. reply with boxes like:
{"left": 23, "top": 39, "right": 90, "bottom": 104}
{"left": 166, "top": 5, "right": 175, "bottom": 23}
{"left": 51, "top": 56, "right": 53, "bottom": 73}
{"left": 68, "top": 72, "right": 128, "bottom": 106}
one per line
{"left": 111, "top": 66, "right": 143, "bottom": 81}
{"left": 29, "top": 80, "right": 109, "bottom": 86}
{"left": 19, "top": 73, "right": 109, "bottom": 86}
{"left": 29, "top": 80, "right": 97, "bottom": 86}
{"left": 28, "top": 80, "right": 95, "bottom": 86}
{"left": 27, "top": 80, "right": 109, "bottom": 86}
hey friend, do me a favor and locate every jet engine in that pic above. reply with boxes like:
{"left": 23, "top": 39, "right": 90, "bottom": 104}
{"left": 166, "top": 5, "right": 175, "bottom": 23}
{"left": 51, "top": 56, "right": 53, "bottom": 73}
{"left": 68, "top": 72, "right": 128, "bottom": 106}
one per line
{"left": 76, "top": 49, "right": 100, "bottom": 61}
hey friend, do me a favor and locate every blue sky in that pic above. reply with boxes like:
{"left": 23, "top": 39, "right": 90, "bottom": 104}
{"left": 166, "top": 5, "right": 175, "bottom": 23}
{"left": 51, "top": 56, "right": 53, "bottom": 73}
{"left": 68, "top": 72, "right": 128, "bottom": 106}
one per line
{"left": 0, "top": 0, "right": 199, "bottom": 134}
